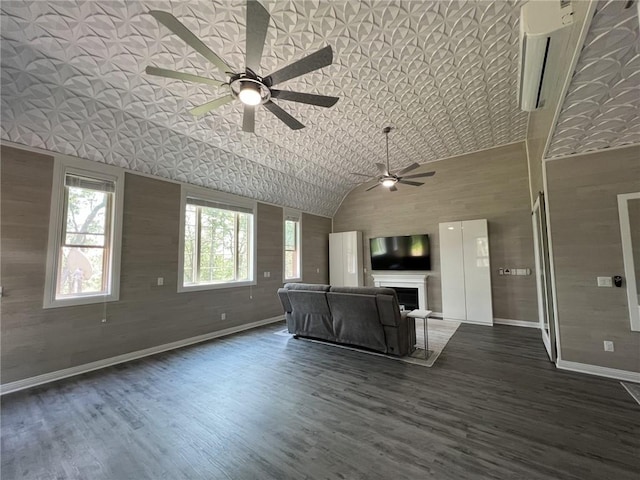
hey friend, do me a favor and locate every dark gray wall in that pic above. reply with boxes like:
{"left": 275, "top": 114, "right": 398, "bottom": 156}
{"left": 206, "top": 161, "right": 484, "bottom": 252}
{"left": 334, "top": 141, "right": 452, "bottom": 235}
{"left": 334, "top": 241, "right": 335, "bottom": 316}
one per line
{"left": 0, "top": 145, "right": 330, "bottom": 383}
{"left": 546, "top": 145, "right": 640, "bottom": 372}
{"left": 333, "top": 142, "right": 537, "bottom": 322}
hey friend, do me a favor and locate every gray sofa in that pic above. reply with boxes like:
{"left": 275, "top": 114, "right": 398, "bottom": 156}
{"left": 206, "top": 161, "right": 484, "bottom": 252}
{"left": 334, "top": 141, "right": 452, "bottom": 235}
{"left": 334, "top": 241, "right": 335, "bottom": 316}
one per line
{"left": 277, "top": 283, "right": 416, "bottom": 356}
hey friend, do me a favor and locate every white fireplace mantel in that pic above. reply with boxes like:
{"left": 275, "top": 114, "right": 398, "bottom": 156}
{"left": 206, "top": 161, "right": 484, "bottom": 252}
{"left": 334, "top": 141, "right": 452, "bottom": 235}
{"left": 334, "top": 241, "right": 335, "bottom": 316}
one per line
{"left": 371, "top": 273, "right": 429, "bottom": 310}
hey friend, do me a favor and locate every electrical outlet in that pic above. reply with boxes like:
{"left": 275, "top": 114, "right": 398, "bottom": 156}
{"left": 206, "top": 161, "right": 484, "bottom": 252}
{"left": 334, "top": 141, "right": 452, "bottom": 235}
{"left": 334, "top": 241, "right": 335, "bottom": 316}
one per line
{"left": 157, "top": 277, "right": 164, "bottom": 286}
{"left": 498, "top": 268, "right": 504, "bottom": 276}
{"left": 597, "top": 277, "right": 612, "bottom": 287}
{"left": 603, "top": 340, "right": 614, "bottom": 352}
{"left": 221, "top": 313, "right": 226, "bottom": 320}
{"left": 316, "top": 268, "right": 320, "bottom": 273}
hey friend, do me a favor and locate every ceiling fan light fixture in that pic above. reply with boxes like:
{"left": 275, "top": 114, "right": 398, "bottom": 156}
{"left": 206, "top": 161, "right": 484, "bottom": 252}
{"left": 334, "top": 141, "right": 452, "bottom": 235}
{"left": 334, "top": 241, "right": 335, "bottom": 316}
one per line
{"left": 238, "top": 82, "right": 262, "bottom": 106}
{"left": 382, "top": 177, "right": 397, "bottom": 188}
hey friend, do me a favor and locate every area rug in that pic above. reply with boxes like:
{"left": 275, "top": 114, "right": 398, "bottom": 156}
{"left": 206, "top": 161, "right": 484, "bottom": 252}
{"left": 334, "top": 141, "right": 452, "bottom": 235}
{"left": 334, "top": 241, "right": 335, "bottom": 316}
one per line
{"left": 621, "top": 382, "right": 640, "bottom": 406}
{"left": 276, "top": 317, "right": 461, "bottom": 368}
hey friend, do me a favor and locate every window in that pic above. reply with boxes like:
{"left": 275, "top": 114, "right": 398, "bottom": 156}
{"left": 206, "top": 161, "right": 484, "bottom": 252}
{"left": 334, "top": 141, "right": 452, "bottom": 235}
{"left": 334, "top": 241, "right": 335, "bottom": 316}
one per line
{"left": 179, "top": 187, "right": 256, "bottom": 291}
{"left": 44, "top": 157, "right": 124, "bottom": 308}
{"left": 284, "top": 210, "right": 301, "bottom": 281}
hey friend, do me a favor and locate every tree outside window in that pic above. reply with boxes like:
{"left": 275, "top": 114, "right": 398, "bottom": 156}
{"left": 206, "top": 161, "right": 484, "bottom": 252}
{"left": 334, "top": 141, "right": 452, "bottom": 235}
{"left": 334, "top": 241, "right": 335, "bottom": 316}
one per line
{"left": 57, "top": 176, "right": 114, "bottom": 298}
{"left": 183, "top": 202, "right": 252, "bottom": 286}
{"left": 284, "top": 218, "right": 300, "bottom": 280}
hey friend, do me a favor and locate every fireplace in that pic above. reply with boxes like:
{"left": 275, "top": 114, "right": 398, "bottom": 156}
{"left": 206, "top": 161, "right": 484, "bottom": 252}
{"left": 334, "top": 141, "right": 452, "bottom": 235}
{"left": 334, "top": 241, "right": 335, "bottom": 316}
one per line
{"left": 371, "top": 273, "right": 429, "bottom": 310}
{"left": 389, "top": 287, "right": 419, "bottom": 311}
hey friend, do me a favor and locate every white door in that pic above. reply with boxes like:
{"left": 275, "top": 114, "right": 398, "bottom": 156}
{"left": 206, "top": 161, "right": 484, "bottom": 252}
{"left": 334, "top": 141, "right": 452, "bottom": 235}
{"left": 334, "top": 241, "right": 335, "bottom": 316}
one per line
{"left": 329, "top": 232, "right": 343, "bottom": 286}
{"left": 532, "top": 194, "right": 556, "bottom": 362}
{"left": 462, "top": 219, "right": 493, "bottom": 325}
{"left": 343, "top": 231, "right": 358, "bottom": 287}
{"left": 440, "top": 222, "right": 466, "bottom": 321}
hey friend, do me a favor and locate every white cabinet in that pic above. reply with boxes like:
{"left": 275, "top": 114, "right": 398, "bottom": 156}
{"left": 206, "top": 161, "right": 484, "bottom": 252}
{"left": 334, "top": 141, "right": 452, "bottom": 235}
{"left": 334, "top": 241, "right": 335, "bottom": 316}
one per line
{"left": 439, "top": 219, "right": 493, "bottom": 325}
{"left": 329, "top": 231, "right": 363, "bottom": 286}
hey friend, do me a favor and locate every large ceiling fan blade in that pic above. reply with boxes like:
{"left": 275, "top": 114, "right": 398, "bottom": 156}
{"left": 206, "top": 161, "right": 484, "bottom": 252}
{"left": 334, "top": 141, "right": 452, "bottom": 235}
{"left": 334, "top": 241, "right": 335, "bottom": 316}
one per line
{"left": 189, "top": 95, "right": 234, "bottom": 116}
{"left": 398, "top": 180, "right": 424, "bottom": 187}
{"left": 271, "top": 90, "right": 339, "bottom": 108}
{"left": 145, "top": 66, "right": 224, "bottom": 87}
{"left": 396, "top": 162, "right": 420, "bottom": 176}
{"left": 265, "top": 45, "right": 333, "bottom": 87}
{"left": 389, "top": 185, "right": 398, "bottom": 192}
{"left": 150, "top": 11, "right": 231, "bottom": 75}
{"left": 263, "top": 101, "right": 305, "bottom": 130}
{"left": 366, "top": 183, "right": 382, "bottom": 192}
{"left": 402, "top": 171, "right": 436, "bottom": 179}
{"left": 375, "top": 163, "right": 388, "bottom": 175}
{"left": 245, "top": 0, "right": 270, "bottom": 72}
{"left": 349, "top": 172, "right": 375, "bottom": 177}
{"left": 242, "top": 105, "right": 255, "bottom": 133}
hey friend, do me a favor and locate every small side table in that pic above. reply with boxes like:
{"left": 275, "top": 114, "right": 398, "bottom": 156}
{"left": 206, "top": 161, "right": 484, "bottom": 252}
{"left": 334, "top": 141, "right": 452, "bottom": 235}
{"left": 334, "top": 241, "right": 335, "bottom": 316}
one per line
{"left": 407, "top": 309, "right": 432, "bottom": 359}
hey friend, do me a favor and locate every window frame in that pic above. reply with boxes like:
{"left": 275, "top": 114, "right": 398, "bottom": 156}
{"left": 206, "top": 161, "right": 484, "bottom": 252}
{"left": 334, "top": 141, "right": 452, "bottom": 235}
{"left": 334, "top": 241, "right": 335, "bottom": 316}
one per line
{"left": 283, "top": 209, "right": 302, "bottom": 282}
{"left": 43, "top": 156, "right": 125, "bottom": 309}
{"left": 178, "top": 185, "right": 257, "bottom": 292}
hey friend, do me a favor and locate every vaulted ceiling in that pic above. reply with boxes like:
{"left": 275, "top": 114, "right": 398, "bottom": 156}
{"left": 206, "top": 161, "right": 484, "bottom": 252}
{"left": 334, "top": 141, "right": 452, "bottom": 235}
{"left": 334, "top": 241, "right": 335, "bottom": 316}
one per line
{"left": 547, "top": 0, "right": 640, "bottom": 158}
{"left": 0, "top": 1, "right": 636, "bottom": 216}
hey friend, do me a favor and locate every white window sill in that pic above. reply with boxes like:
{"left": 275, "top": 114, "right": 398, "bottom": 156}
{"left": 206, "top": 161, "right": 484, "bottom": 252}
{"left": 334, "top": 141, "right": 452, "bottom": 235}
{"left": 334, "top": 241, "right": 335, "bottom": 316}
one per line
{"left": 43, "top": 293, "right": 119, "bottom": 309}
{"left": 178, "top": 280, "right": 256, "bottom": 293}
{"left": 284, "top": 277, "right": 302, "bottom": 283}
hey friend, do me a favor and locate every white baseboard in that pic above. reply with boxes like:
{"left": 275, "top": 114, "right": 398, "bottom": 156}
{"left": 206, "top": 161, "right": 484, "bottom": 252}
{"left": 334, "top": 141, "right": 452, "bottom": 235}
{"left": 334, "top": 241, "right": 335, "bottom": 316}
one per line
{"left": 429, "top": 313, "right": 492, "bottom": 326}
{"left": 1, "top": 315, "right": 284, "bottom": 395}
{"left": 461, "top": 319, "right": 493, "bottom": 326}
{"left": 494, "top": 318, "right": 540, "bottom": 328}
{"left": 557, "top": 359, "right": 640, "bottom": 383}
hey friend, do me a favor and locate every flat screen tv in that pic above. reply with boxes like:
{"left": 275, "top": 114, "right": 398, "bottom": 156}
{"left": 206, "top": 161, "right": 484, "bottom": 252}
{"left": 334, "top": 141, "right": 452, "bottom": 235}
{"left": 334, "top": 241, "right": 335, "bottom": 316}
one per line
{"left": 369, "top": 234, "right": 431, "bottom": 271}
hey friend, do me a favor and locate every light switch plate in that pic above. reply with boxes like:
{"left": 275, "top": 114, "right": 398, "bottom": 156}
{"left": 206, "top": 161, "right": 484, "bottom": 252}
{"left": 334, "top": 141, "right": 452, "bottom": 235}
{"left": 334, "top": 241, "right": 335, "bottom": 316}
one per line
{"left": 597, "top": 276, "right": 612, "bottom": 287}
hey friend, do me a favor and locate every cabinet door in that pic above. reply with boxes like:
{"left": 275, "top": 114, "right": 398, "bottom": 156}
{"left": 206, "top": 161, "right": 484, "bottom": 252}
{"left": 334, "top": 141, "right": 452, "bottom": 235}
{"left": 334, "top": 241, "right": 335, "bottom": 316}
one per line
{"left": 439, "top": 222, "right": 466, "bottom": 321}
{"left": 329, "top": 233, "right": 343, "bottom": 286}
{"left": 462, "top": 219, "right": 493, "bottom": 324}
{"left": 343, "top": 231, "right": 359, "bottom": 286}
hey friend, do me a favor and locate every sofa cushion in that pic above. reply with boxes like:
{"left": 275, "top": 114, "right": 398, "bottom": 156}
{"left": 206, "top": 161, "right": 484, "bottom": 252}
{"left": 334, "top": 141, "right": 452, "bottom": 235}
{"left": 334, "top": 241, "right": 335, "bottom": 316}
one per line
{"left": 288, "top": 290, "right": 334, "bottom": 340}
{"left": 329, "top": 286, "right": 397, "bottom": 297}
{"left": 326, "top": 292, "right": 387, "bottom": 353}
{"left": 285, "top": 283, "right": 331, "bottom": 291}
{"left": 376, "top": 294, "right": 403, "bottom": 327}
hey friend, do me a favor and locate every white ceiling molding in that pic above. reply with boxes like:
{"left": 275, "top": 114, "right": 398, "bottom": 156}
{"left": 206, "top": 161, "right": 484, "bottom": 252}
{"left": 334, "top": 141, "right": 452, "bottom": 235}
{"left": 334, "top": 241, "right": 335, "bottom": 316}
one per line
{"left": 546, "top": 0, "right": 640, "bottom": 159}
{"left": 1, "top": 0, "right": 529, "bottom": 216}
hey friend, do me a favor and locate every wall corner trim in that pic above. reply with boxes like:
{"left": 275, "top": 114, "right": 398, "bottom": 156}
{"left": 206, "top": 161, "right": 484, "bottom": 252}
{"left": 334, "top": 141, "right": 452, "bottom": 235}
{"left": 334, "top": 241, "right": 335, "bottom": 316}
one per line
{"left": 557, "top": 359, "right": 640, "bottom": 383}
{"left": 494, "top": 318, "right": 540, "bottom": 328}
{"left": 0, "top": 315, "right": 284, "bottom": 395}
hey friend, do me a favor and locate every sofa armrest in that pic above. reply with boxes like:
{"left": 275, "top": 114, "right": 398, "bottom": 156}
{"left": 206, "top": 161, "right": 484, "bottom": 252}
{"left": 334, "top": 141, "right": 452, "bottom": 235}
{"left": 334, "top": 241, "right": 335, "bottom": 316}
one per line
{"left": 277, "top": 288, "right": 292, "bottom": 313}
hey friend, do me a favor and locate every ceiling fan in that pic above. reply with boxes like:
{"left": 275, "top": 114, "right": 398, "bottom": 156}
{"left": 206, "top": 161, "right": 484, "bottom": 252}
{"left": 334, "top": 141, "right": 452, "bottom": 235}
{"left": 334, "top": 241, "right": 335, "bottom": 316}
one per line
{"left": 351, "top": 127, "right": 435, "bottom": 192}
{"left": 146, "top": 1, "right": 339, "bottom": 133}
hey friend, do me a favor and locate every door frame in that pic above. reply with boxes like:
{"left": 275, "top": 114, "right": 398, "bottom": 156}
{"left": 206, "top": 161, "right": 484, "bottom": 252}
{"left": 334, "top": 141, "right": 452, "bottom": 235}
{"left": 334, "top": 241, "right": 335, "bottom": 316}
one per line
{"left": 532, "top": 193, "right": 557, "bottom": 362}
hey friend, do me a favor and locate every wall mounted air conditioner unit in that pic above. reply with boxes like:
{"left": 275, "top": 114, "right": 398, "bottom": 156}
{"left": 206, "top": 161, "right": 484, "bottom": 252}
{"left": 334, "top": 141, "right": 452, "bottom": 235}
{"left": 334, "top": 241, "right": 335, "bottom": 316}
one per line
{"left": 518, "top": 0, "right": 574, "bottom": 112}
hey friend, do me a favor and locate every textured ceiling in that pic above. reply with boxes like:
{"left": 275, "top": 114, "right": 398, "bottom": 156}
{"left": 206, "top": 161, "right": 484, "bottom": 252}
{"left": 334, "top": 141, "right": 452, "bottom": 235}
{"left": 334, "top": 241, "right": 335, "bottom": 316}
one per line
{"left": 547, "top": 0, "right": 640, "bottom": 158}
{"left": 0, "top": 0, "right": 530, "bottom": 216}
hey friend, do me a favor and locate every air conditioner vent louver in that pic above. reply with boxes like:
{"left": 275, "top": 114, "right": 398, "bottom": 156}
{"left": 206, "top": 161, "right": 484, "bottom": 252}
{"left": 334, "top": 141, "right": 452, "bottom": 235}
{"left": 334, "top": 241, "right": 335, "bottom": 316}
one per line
{"left": 518, "top": 0, "right": 573, "bottom": 112}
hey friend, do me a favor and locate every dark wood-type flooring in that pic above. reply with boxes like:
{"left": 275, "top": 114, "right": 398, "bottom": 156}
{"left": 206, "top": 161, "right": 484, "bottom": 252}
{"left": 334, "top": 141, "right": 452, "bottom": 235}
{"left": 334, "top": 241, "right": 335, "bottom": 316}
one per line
{"left": 2, "top": 323, "right": 639, "bottom": 479}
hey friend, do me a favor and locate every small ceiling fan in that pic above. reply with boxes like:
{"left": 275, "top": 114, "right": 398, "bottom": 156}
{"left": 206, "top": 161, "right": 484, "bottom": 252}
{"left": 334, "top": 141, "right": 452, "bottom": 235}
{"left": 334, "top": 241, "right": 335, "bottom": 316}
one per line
{"left": 146, "top": 1, "right": 339, "bottom": 132}
{"left": 351, "top": 127, "right": 435, "bottom": 192}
